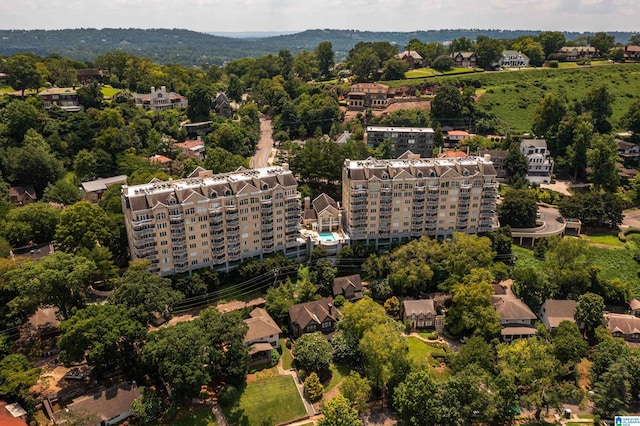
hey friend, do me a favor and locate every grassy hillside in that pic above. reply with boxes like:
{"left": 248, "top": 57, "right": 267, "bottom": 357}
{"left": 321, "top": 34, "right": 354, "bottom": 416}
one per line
{"left": 390, "top": 64, "right": 640, "bottom": 133}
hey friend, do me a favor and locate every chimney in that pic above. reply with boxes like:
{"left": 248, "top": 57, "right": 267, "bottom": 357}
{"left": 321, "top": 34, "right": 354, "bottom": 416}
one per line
{"left": 328, "top": 303, "right": 333, "bottom": 315}
{"left": 484, "top": 153, "right": 491, "bottom": 162}
{"left": 304, "top": 196, "right": 311, "bottom": 210}
{"left": 150, "top": 86, "right": 155, "bottom": 93}
{"left": 161, "top": 86, "right": 166, "bottom": 92}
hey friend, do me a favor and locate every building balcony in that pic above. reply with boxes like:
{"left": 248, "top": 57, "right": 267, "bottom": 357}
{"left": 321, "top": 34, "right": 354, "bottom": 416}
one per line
{"left": 262, "top": 222, "right": 274, "bottom": 230}
{"left": 414, "top": 193, "right": 425, "bottom": 201}
{"left": 262, "top": 211, "right": 273, "bottom": 218}
{"left": 226, "top": 212, "right": 238, "bottom": 220}
{"left": 136, "top": 246, "right": 157, "bottom": 256}
{"left": 262, "top": 206, "right": 273, "bottom": 214}
{"left": 169, "top": 213, "right": 183, "bottom": 221}
{"left": 262, "top": 229, "right": 274, "bottom": 238}
{"left": 483, "top": 181, "right": 499, "bottom": 188}
{"left": 133, "top": 237, "right": 156, "bottom": 247}
{"left": 287, "top": 191, "right": 301, "bottom": 199}
{"left": 263, "top": 244, "right": 275, "bottom": 253}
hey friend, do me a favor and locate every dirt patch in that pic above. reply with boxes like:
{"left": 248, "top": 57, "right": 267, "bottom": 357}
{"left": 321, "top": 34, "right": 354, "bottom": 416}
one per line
{"left": 362, "top": 408, "right": 398, "bottom": 426}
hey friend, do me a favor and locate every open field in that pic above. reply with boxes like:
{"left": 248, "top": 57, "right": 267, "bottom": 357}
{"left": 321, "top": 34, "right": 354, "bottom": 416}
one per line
{"left": 324, "top": 363, "right": 350, "bottom": 392}
{"left": 223, "top": 375, "right": 307, "bottom": 426}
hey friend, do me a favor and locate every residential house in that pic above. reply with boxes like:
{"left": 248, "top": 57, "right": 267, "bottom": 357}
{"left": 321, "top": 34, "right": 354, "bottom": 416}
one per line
{"left": 213, "top": 92, "right": 232, "bottom": 117}
{"left": 437, "top": 150, "right": 468, "bottom": 159}
{"left": 538, "top": 299, "right": 577, "bottom": 331}
{"left": 395, "top": 50, "right": 424, "bottom": 69}
{"left": 148, "top": 154, "right": 173, "bottom": 171}
{"left": 175, "top": 139, "right": 206, "bottom": 161}
{"left": 302, "top": 193, "right": 341, "bottom": 233}
{"left": 182, "top": 121, "right": 213, "bottom": 139}
{"left": 335, "top": 131, "right": 351, "bottom": 146}
{"left": 342, "top": 156, "right": 499, "bottom": 249}
{"left": 559, "top": 46, "right": 597, "bottom": 60}
{"left": 478, "top": 149, "right": 508, "bottom": 179}
{"left": 629, "top": 298, "right": 640, "bottom": 317}
{"left": 493, "top": 295, "right": 537, "bottom": 341}
{"left": 520, "top": 139, "right": 554, "bottom": 184}
{"left": 38, "top": 87, "right": 83, "bottom": 112}
{"left": 59, "top": 382, "right": 140, "bottom": 426}
{"left": 80, "top": 175, "right": 128, "bottom": 203}
{"left": 244, "top": 307, "right": 282, "bottom": 366}
{"left": 366, "top": 126, "right": 435, "bottom": 158}
{"left": 616, "top": 139, "right": 640, "bottom": 167}
{"left": 451, "top": 51, "right": 477, "bottom": 68}
{"left": 626, "top": 45, "right": 640, "bottom": 60}
{"left": 76, "top": 69, "right": 110, "bottom": 85}
{"left": 400, "top": 299, "right": 444, "bottom": 332}
{"left": 134, "top": 86, "right": 188, "bottom": 111}
{"left": 9, "top": 185, "right": 37, "bottom": 206}
{"left": 347, "top": 83, "right": 391, "bottom": 110}
{"left": 0, "top": 401, "right": 27, "bottom": 426}
{"left": 604, "top": 313, "right": 640, "bottom": 345}
{"left": 499, "top": 51, "right": 529, "bottom": 68}
{"left": 288, "top": 297, "right": 337, "bottom": 338}
{"left": 332, "top": 274, "right": 363, "bottom": 302}
{"left": 445, "top": 130, "right": 471, "bottom": 146}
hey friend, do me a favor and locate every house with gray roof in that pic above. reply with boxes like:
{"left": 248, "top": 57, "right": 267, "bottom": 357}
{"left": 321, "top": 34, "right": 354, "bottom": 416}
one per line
{"left": 332, "top": 274, "right": 363, "bottom": 302}
{"left": 539, "top": 299, "right": 577, "bottom": 331}
{"left": 493, "top": 295, "right": 537, "bottom": 341}
{"left": 604, "top": 313, "right": 640, "bottom": 345}
{"left": 58, "top": 382, "right": 140, "bottom": 426}
{"left": 244, "top": 307, "right": 282, "bottom": 365}
{"left": 400, "top": 299, "right": 444, "bottom": 332}
{"left": 81, "top": 175, "right": 128, "bottom": 203}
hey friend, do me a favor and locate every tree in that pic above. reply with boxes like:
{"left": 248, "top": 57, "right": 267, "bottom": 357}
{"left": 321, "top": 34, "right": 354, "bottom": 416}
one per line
{"left": 1, "top": 202, "right": 61, "bottom": 246}
{"left": 430, "top": 84, "right": 463, "bottom": 126}
{"left": 512, "top": 267, "right": 554, "bottom": 311}
{"left": 186, "top": 83, "right": 213, "bottom": 122}
{"left": 513, "top": 38, "right": 545, "bottom": 67}
{"left": 431, "top": 55, "right": 455, "bottom": 72}
{"left": 504, "top": 143, "right": 529, "bottom": 187}
{"left": 588, "top": 135, "right": 620, "bottom": 192}
{"left": 567, "top": 115, "right": 593, "bottom": 180}
{"left": 309, "top": 258, "right": 336, "bottom": 296}
{"left": 315, "top": 41, "right": 335, "bottom": 79}
{"left": 43, "top": 175, "right": 83, "bottom": 205}
{"left": 130, "top": 387, "right": 165, "bottom": 424}
{"left": 3, "top": 100, "right": 39, "bottom": 142}
{"left": 58, "top": 304, "right": 146, "bottom": 375}
{"left": 348, "top": 48, "right": 379, "bottom": 82}
{"left": 588, "top": 32, "right": 616, "bottom": 56}
{"left": 450, "top": 37, "right": 475, "bottom": 54}
{"left": 388, "top": 238, "right": 435, "bottom": 296}
{"left": 0, "top": 354, "right": 41, "bottom": 400}
{"left": 5, "top": 252, "right": 95, "bottom": 320}
{"left": 292, "top": 332, "right": 333, "bottom": 373}
{"left": 110, "top": 266, "right": 184, "bottom": 324}
{"left": 536, "top": 31, "right": 566, "bottom": 57}
{"left": 533, "top": 92, "right": 567, "bottom": 140}
{"left": 592, "top": 360, "right": 631, "bottom": 419}
{"left": 476, "top": 36, "right": 504, "bottom": 69}
{"left": 226, "top": 74, "right": 244, "bottom": 103}
{"left": 303, "top": 372, "right": 323, "bottom": 402}
{"left": 5, "top": 53, "right": 44, "bottom": 98}
{"left": 552, "top": 320, "right": 588, "bottom": 366}
{"left": 575, "top": 293, "right": 605, "bottom": 342}
{"left": 203, "top": 147, "right": 249, "bottom": 173}
{"left": 621, "top": 99, "right": 640, "bottom": 134}
{"left": 450, "top": 335, "right": 495, "bottom": 374}
{"left": 264, "top": 279, "right": 296, "bottom": 325}
{"left": 498, "top": 189, "right": 537, "bottom": 228}
{"left": 558, "top": 192, "right": 624, "bottom": 228}
{"left": 340, "top": 371, "right": 370, "bottom": 412}
{"left": 447, "top": 269, "right": 501, "bottom": 338}
{"left": 76, "top": 82, "right": 104, "bottom": 109}
{"left": 393, "top": 369, "right": 441, "bottom": 426}
{"left": 318, "top": 394, "right": 363, "bottom": 426}
{"left": 55, "top": 201, "right": 113, "bottom": 252}
{"left": 359, "top": 322, "right": 409, "bottom": 397}
{"left": 583, "top": 83, "right": 614, "bottom": 133}
{"left": 380, "top": 58, "right": 408, "bottom": 80}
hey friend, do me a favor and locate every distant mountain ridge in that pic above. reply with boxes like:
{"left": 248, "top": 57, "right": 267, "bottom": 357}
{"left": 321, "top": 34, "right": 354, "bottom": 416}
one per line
{"left": 0, "top": 28, "right": 635, "bottom": 66}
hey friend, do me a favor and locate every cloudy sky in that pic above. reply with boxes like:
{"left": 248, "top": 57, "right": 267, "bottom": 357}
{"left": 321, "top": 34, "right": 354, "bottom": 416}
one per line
{"left": 0, "top": 0, "right": 637, "bottom": 33}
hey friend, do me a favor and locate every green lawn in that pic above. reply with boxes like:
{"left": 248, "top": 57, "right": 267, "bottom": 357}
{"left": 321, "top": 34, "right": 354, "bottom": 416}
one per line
{"left": 101, "top": 86, "right": 118, "bottom": 98}
{"left": 407, "top": 337, "right": 448, "bottom": 366}
{"left": 279, "top": 338, "right": 293, "bottom": 370}
{"left": 405, "top": 68, "right": 441, "bottom": 78}
{"left": 223, "top": 375, "right": 307, "bottom": 426}
{"left": 324, "top": 363, "right": 351, "bottom": 392}
{"left": 166, "top": 405, "right": 217, "bottom": 426}
{"left": 582, "top": 232, "right": 625, "bottom": 246}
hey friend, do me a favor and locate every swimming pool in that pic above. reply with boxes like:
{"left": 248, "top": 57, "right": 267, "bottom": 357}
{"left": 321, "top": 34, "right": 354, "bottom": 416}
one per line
{"left": 318, "top": 233, "right": 336, "bottom": 243}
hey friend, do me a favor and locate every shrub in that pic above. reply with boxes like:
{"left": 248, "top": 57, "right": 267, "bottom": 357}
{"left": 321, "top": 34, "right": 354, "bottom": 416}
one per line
{"left": 333, "top": 295, "right": 346, "bottom": 308}
{"left": 270, "top": 349, "right": 280, "bottom": 367}
{"left": 218, "top": 384, "right": 238, "bottom": 407}
{"left": 550, "top": 60, "right": 559, "bottom": 68}
{"left": 303, "top": 372, "right": 323, "bottom": 402}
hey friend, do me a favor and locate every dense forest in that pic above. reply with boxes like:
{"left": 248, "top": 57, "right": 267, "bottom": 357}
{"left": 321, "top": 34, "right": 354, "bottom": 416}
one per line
{"left": 0, "top": 28, "right": 636, "bottom": 66}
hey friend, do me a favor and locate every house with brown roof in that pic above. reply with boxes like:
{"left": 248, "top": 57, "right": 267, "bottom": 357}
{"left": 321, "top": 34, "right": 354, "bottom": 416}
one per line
{"left": 9, "top": 185, "right": 37, "bottom": 206}
{"left": 175, "top": 139, "right": 206, "bottom": 161}
{"left": 400, "top": 299, "right": 444, "bottom": 332}
{"left": 303, "top": 193, "right": 341, "bottom": 233}
{"left": 244, "top": 307, "right": 282, "bottom": 365}
{"left": 332, "top": 274, "right": 363, "bottom": 302}
{"left": 0, "top": 401, "right": 27, "bottom": 426}
{"left": 445, "top": 130, "right": 471, "bottom": 146}
{"left": 452, "top": 51, "right": 477, "bottom": 68}
{"left": 288, "top": 297, "right": 337, "bottom": 338}
{"left": 539, "top": 299, "right": 577, "bottom": 331}
{"left": 559, "top": 46, "right": 597, "bottom": 60}
{"left": 395, "top": 50, "right": 424, "bottom": 69}
{"left": 437, "top": 150, "right": 468, "bottom": 159}
{"left": 628, "top": 298, "right": 640, "bottom": 317}
{"left": 626, "top": 45, "right": 640, "bottom": 60}
{"left": 493, "top": 295, "right": 537, "bottom": 341}
{"left": 76, "top": 68, "right": 110, "bottom": 84}
{"left": 148, "top": 154, "right": 173, "bottom": 171}
{"left": 58, "top": 382, "right": 140, "bottom": 426}
{"left": 478, "top": 149, "right": 508, "bottom": 179}
{"left": 347, "top": 83, "right": 391, "bottom": 111}
{"left": 38, "top": 87, "right": 84, "bottom": 112}
{"left": 604, "top": 313, "right": 640, "bottom": 345}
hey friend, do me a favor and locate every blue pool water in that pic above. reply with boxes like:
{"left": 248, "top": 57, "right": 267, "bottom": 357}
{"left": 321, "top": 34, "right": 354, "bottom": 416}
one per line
{"left": 319, "top": 233, "right": 336, "bottom": 242}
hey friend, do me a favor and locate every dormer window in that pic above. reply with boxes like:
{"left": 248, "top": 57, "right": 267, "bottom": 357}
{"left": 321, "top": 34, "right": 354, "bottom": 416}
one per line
{"left": 429, "top": 171, "right": 436, "bottom": 178}
{"left": 168, "top": 196, "right": 177, "bottom": 205}
{"left": 417, "top": 171, "right": 423, "bottom": 178}
{"left": 382, "top": 173, "right": 389, "bottom": 180}
{"left": 262, "top": 183, "right": 268, "bottom": 190}
{"left": 463, "top": 170, "right": 469, "bottom": 177}
{"left": 210, "top": 190, "right": 217, "bottom": 199}
{"left": 225, "top": 189, "right": 232, "bottom": 196}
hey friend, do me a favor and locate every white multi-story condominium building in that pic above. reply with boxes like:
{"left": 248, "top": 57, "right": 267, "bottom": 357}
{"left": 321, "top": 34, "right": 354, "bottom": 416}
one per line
{"left": 342, "top": 154, "right": 499, "bottom": 249}
{"left": 121, "top": 166, "right": 304, "bottom": 276}
{"left": 520, "top": 139, "right": 554, "bottom": 184}
{"left": 366, "top": 126, "right": 435, "bottom": 159}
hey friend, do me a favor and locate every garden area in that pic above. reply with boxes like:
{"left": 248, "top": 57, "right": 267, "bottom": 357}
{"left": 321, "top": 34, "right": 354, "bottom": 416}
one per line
{"left": 221, "top": 375, "right": 307, "bottom": 426}
{"left": 407, "top": 336, "right": 450, "bottom": 380}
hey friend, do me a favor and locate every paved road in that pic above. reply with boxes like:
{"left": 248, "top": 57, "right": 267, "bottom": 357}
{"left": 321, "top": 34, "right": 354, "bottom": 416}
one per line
{"left": 623, "top": 209, "right": 640, "bottom": 229}
{"left": 250, "top": 117, "right": 274, "bottom": 169}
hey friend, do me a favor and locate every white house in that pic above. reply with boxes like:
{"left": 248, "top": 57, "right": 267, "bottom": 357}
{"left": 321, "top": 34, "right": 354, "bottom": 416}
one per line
{"left": 539, "top": 299, "right": 577, "bottom": 331}
{"left": 244, "top": 308, "right": 282, "bottom": 365}
{"left": 134, "top": 86, "right": 188, "bottom": 111}
{"left": 520, "top": 139, "right": 554, "bottom": 184}
{"left": 499, "top": 51, "right": 530, "bottom": 68}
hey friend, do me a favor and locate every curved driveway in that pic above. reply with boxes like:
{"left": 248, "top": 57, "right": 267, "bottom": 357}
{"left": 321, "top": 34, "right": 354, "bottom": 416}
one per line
{"left": 250, "top": 117, "right": 274, "bottom": 169}
{"left": 509, "top": 205, "right": 566, "bottom": 238}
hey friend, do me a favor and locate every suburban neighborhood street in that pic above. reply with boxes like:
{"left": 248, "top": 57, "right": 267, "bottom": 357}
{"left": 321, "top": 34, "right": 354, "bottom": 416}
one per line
{"left": 250, "top": 117, "right": 275, "bottom": 169}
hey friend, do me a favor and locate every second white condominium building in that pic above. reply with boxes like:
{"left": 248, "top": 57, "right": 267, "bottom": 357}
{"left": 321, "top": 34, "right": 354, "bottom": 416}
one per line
{"left": 342, "top": 155, "right": 498, "bottom": 248}
{"left": 121, "top": 166, "right": 303, "bottom": 276}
